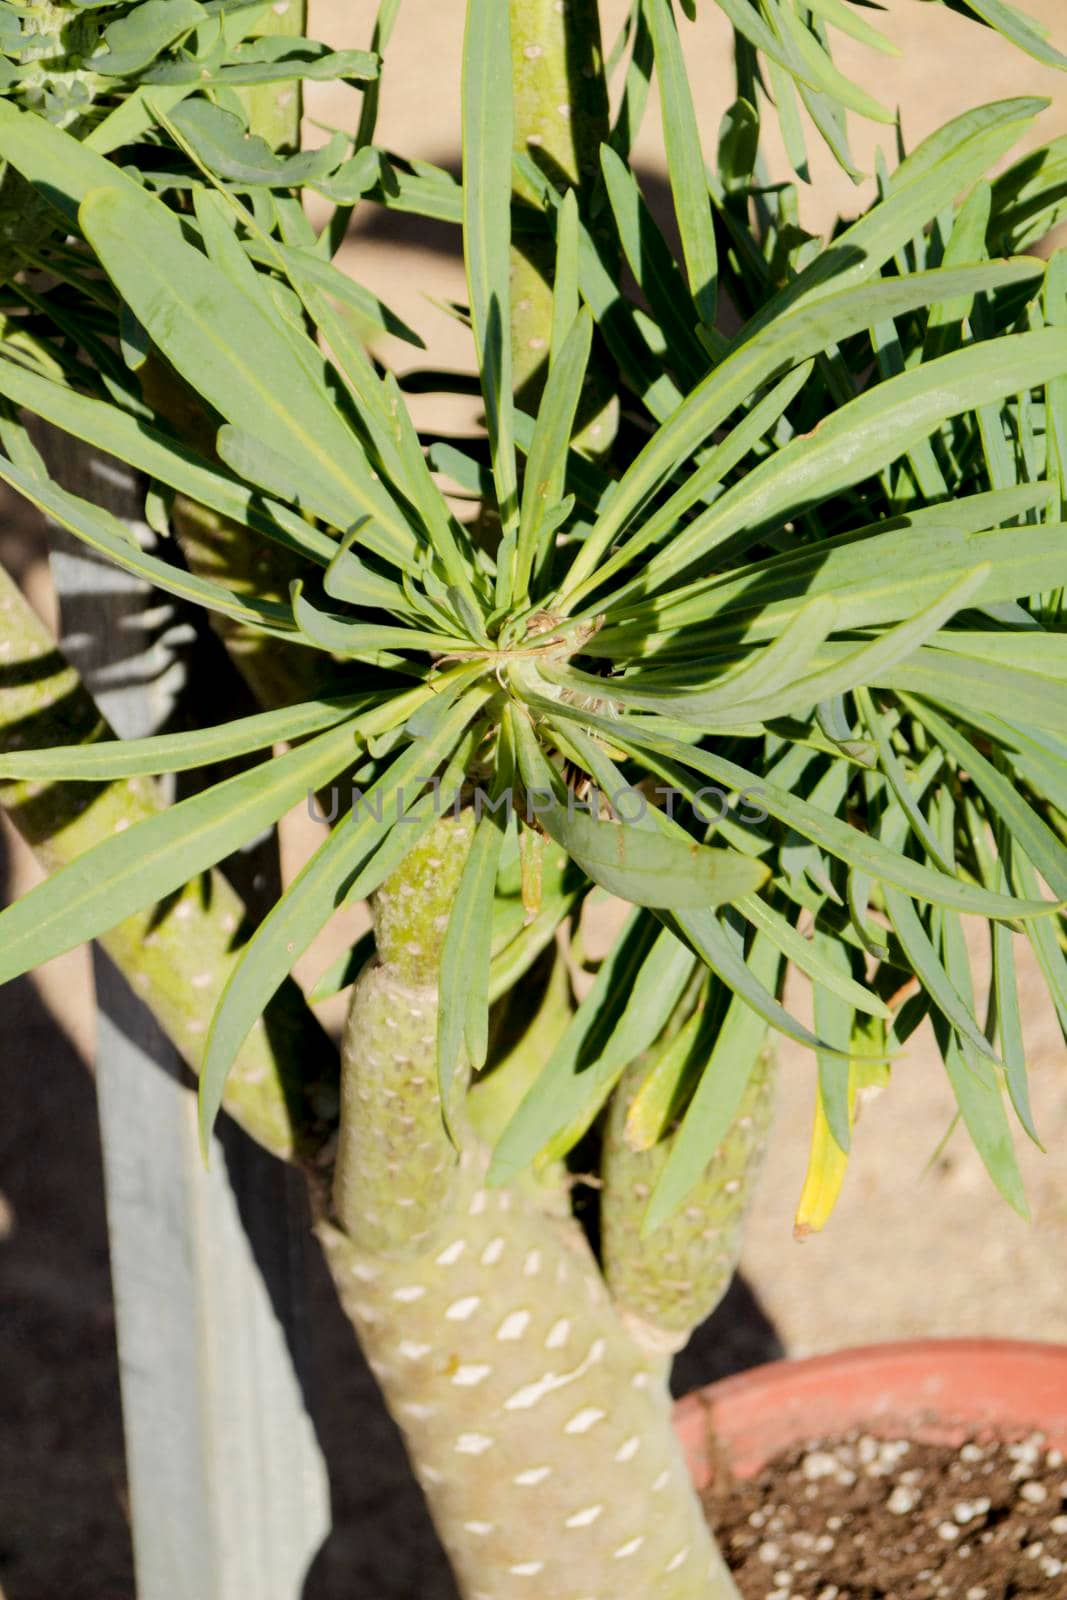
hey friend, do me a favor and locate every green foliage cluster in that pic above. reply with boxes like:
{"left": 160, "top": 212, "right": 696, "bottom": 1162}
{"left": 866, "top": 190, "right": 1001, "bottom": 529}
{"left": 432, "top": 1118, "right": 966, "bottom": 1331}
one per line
{"left": 0, "top": 0, "right": 1066, "bottom": 1241}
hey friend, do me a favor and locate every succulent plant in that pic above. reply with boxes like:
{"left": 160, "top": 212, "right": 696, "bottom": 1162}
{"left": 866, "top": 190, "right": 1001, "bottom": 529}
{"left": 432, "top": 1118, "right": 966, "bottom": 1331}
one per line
{"left": 0, "top": 0, "right": 1065, "bottom": 1594}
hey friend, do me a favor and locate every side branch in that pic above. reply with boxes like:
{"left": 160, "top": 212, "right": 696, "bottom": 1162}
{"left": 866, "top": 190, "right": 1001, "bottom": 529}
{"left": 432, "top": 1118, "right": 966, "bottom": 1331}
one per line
{"left": 0, "top": 560, "right": 337, "bottom": 1166}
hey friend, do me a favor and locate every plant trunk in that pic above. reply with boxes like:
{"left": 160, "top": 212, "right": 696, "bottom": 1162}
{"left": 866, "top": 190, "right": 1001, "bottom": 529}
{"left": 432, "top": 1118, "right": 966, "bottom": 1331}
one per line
{"left": 318, "top": 1179, "right": 733, "bottom": 1599}
{"left": 324, "top": 813, "right": 747, "bottom": 1598}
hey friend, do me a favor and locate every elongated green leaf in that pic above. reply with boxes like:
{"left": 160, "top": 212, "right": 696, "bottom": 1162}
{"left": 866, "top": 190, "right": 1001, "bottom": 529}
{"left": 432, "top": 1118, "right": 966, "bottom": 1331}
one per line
{"left": 0, "top": 454, "right": 292, "bottom": 633}
{"left": 0, "top": 722, "right": 362, "bottom": 986}
{"left": 732, "top": 568, "right": 992, "bottom": 724}
{"left": 645, "top": 0, "right": 718, "bottom": 325}
{"left": 514, "top": 719, "right": 768, "bottom": 905}
{"left": 549, "top": 187, "right": 580, "bottom": 365}
{"left": 245, "top": 239, "right": 425, "bottom": 348}
{"left": 541, "top": 697, "right": 1057, "bottom": 919}
{"left": 291, "top": 582, "right": 460, "bottom": 656}
{"left": 438, "top": 795, "right": 508, "bottom": 1131}
{"left": 513, "top": 309, "right": 593, "bottom": 598}
{"left": 639, "top": 333, "right": 1067, "bottom": 592}
{"left": 903, "top": 695, "right": 1067, "bottom": 899}
{"left": 812, "top": 932, "right": 857, "bottom": 1153}
{"left": 77, "top": 184, "right": 419, "bottom": 569}
{"left": 562, "top": 258, "right": 1045, "bottom": 598}
{"left": 596, "top": 500, "right": 1060, "bottom": 655}
{"left": 770, "top": 0, "right": 894, "bottom": 124}
{"left": 145, "top": 44, "right": 380, "bottom": 88}
{"left": 0, "top": 357, "right": 335, "bottom": 567}
{"left": 198, "top": 689, "right": 486, "bottom": 1146}
{"left": 324, "top": 528, "right": 421, "bottom": 615}
{"left": 538, "top": 801, "right": 769, "bottom": 908}
{"left": 599, "top": 143, "right": 705, "bottom": 385}
{"left": 941, "top": 1026, "right": 1028, "bottom": 1216}
{"left": 542, "top": 720, "right": 843, "bottom": 1054}
{"left": 488, "top": 916, "right": 694, "bottom": 1183}
{"left": 885, "top": 650, "right": 1067, "bottom": 738}
{"left": 628, "top": 358, "right": 815, "bottom": 557}
{"left": 883, "top": 882, "right": 999, "bottom": 1062}
{"left": 991, "top": 902, "right": 1042, "bottom": 1146}
{"left": 170, "top": 101, "right": 348, "bottom": 186}
{"left": 856, "top": 688, "right": 954, "bottom": 873}
{"left": 737, "top": 894, "right": 889, "bottom": 1018}
{"left": 462, "top": 0, "right": 518, "bottom": 597}
{"left": 624, "top": 1004, "right": 704, "bottom": 1150}
{"left": 1010, "top": 846, "right": 1067, "bottom": 1039}
{"left": 802, "top": 0, "right": 899, "bottom": 56}
{"left": 959, "top": 0, "right": 1067, "bottom": 68}
{"left": 216, "top": 427, "right": 407, "bottom": 572}
{"left": 0, "top": 695, "right": 375, "bottom": 780}
{"left": 548, "top": 594, "right": 838, "bottom": 725}
{"left": 644, "top": 935, "right": 777, "bottom": 1231}
{"left": 94, "top": 0, "right": 207, "bottom": 76}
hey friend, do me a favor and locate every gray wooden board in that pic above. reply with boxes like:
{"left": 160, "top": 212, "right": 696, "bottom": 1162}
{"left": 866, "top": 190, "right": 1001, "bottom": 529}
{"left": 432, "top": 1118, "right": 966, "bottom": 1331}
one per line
{"left": 45, "top": 433, "right": 329, "bottom": 1600}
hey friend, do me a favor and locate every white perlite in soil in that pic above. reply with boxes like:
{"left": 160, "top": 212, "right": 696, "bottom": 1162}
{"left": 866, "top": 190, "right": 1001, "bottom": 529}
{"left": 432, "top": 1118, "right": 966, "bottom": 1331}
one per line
{"left": 704, "top": 1428, "right": 1067, "bottom": 1599}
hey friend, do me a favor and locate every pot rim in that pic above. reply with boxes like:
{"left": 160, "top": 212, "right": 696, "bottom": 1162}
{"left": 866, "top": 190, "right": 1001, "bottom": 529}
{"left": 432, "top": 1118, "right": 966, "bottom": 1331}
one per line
{"left": 674, "top": 1336, "right": 1067, "bottom": 1488}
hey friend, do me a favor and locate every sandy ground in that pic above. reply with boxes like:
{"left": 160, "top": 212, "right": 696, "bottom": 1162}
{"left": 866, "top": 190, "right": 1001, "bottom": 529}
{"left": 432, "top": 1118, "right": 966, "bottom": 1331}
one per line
{"left": 2, "top": 2, "right": 1066, "bottom": 1596}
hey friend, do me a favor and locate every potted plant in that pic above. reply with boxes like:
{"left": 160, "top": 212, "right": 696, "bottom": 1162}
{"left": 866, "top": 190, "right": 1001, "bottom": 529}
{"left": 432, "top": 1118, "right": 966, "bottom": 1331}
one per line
{"left": 1, "top": 1, "right": 1066, "bottom": 1595}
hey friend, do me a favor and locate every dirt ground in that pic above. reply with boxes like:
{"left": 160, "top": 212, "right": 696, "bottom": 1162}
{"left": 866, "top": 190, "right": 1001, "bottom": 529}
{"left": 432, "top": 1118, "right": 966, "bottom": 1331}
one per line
{"left": 2, "top": 3, "right": 1066, "bottom": 1597}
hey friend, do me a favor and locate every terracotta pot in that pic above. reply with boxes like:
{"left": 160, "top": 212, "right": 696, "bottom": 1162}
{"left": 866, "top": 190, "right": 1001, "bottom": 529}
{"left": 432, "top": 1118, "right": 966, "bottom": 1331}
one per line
{"left": 674, "top": 1338, "right": 1067, "bottom": 1491}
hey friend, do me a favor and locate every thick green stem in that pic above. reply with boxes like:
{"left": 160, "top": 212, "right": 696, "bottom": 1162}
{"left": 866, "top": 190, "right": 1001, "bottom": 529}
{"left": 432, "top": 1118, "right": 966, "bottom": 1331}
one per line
{"left": 601, "top": 1047, "right": 778, "bottom": 1345}
{"left": 509, "top": 0, "right": 610, "bottom": 410}
{"left": 328, "top": 808, "right": 741, "bottom": 1599}
{"left": 333, "top": 813, "right": 478, "bottom": 1255}
{"left": 319, "top": 1174, "right": 736, "bottom": 1600}
{"left": 0, "top": 562, "right": 336, "bottom": 1164}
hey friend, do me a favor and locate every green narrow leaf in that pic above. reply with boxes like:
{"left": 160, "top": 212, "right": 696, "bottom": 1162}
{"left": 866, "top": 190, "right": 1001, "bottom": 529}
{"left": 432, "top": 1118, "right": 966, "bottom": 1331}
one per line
{"left": 856, "top": 688, "right": 954, "bottom": 873}
{"left": 489, "top": 915, "right": 695, "bottom": 1183}
{"left": 802, "top": 0, "right": 899, "bottom": 56}
{"left": 169, "top": 100, "right": 348, "bottom": 187}
{"left": 561, "top": 258, "right": 1045, "bottom": 599}
{"left": 882, "top": 883, "right": 1000, "bottom": 1064}
{"left": 549, "top": 187, "right": 580, "bottom": 364}
{"left": 94, "top": 0, "right": 207, "bottom": 76}
{"left": 198, "top": 687, "right": 487, "bottom": 1148}
{"left": 77, "top": 183, "right": 419, "bottom": 570}
{"left": 513, "top": 712, "right": 769, "bottom": 908}
{"left": 991, "top": 873, "right": 1044, "bottom": 1149}
{"left": 766, "top": 56, "right": 810, "bottom": 181}
{"left": 643, "top": 934, "right": 779, "bottom": 1232}
{"left": 1011, "top": 846, "right": 1067, "bottom": 1039}
{"left": 959, "top": 0, "right": 1067, "bottom": 68}
{"left": 769, "top": 0, "right": 894, "bottom": 124}
{"left": 737, "top": 894, "right": 889, "bottom": 1019}
{"left": 542, "top": 699, "right": 1058, "bottom": 919}
{"left": 626, "top": 358, "right": 815, "bottom": 558}
{"left": 0, "top": 454, "right": 293, "bottom": 634}
{"left": 0, "top": 356, "right": 336, "bottom": 567}
{"left": 638, "top": 334, "right": 1067, "bottom": 593}
{"left": 0, "top": 695, "right": 376, "bottom": 781}
{"left": 903, "top": 695, "right": 1067, "bottom": 900}
{"left": 599, "top": 143, "right": 705, "bottom": 385}
{"left": 438, "top": 793, "right": 509, "bottom": 1134}
{"left": 938, "top": 1026, "right": 1030, "bottom": 1218}
{"left": 462, "top": 0, "right": 518, "bottom": 599}
{"left": 513, "top": 308, "right": 593, "bottom": 599}
{"left": 0, "top": 721, "right": 363, "bottom": 987}
{"left": 624, "top": 1003, "right": 705, "bottom": 1150}
{"left": 644, "top": 0, "right": 718, "bottom": 324}
{"left": 812, "top": 932, "right": 857, "bottom": 1153}
{"left": 291, "top": 581, "right": 459, "bottom": 657}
